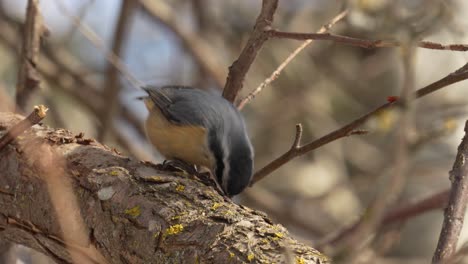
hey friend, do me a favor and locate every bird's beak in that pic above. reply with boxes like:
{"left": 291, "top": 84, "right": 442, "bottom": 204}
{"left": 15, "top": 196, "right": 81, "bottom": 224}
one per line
{"left": 135, "top": 96, "right": 147, "bottom": 100}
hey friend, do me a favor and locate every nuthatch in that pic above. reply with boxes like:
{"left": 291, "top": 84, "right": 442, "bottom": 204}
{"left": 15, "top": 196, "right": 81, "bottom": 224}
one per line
{"left": 141, "top": 85, "right": 254, "bottom": 196}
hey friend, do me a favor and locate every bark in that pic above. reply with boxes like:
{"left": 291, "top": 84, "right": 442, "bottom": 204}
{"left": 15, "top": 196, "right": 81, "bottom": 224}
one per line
{"left": 0, "top": 112, "right": 328, "bottom": 264}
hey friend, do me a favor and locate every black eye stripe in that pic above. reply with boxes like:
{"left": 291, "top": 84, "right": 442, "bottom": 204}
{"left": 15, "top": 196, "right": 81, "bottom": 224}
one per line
{"left": 208, "top": 130, "right": 224, "bottom": 186}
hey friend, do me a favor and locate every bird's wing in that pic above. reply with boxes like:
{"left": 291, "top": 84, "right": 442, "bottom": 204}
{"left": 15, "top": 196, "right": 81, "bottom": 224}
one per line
{"left": 143, "top": 85, "right": 209, "bottom": 126}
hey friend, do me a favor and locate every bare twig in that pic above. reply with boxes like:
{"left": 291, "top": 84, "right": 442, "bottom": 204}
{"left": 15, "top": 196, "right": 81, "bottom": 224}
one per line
{"left": 15, "top": 0, "right": 47, "bottom": 112}
{"left": 222, "top": 0, "right": 279, "bottom": 102}
{"left": 432, "top": 121, "right": 468, "bottom": 263}
{"left": 139, "top": 0, "right": 225, "bottom": 89}
{"left": 98, "top": 0, "right": 137, "bottom": 141}
{"left": 237, "top": 9, "right": 348, "bottom": 109}
{"left": 268, "top": 30, "right": 468, "bottom": 52}
{"left": 251, "top": 61, "right": 468, "bottom": 185}
{"left": 250, "top": 124, "right": 365, "bottom": 185}
{"left": 0, "top": 105, "right": 48, "bottom": 151}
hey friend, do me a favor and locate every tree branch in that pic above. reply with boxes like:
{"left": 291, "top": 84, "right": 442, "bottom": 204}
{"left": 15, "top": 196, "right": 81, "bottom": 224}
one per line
{"left": 432, "top": 121, "right": 468, "bottom": 263}
{"left": 237, "top": 9, "right": 348, "bottom": 109}
{"left": 0, "top": 111, "right": 329, "bottom": 264}
{"left": 222, "top": 0, "right": 279, "bottom": 102}
{"left": 268, "top": 30, "right": 468, "bottom": 52}
{"left": 250, "top": 61, "right": 468, "bottom": 185}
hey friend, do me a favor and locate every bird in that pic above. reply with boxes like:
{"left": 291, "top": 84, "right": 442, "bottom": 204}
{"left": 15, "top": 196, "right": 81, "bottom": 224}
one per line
{"left": 141, "top": 85, "right": 254, "bottom": 196}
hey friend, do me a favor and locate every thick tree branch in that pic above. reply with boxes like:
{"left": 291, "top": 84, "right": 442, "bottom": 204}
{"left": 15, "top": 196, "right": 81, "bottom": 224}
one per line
{"left": 432, "top": 121, "right": 468, "bottom": 263}
{"left": 0, "top": 111, "right": 328, "bottom": 264}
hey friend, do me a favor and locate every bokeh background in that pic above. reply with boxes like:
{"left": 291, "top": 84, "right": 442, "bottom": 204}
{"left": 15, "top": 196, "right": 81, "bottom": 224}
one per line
{"left": 1, "top": 0, "right": 468, "bottom": 263}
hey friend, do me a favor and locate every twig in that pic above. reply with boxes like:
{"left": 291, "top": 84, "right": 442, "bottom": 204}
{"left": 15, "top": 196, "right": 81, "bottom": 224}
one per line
{"left": 250, "top": 123, "right": 366, "bottom": 185}
{"left": 15, "top": 0, "right": 47, "bottom": 112}
{"left": 268, "top": 30, "right": 468, "bottom": 52}
{"left": 139, "top": 0, "right": 225, "bottom": 89}
{"left": 0, "top": 105, "right": 48, "bottom": 151}
{"left": 222, "top": 0, "right": 279, "bottom": 103}
{"left": 250, "top": 61, "right": 468, "bottom": 185}
{"left": 432, "top": 121, "right": 468, "bottom": 263}
{"left": 98, "top": 0, "right": 137, "bottom": 141}
{"left": 237, "top": 9, "right": 348, "bottom": 109}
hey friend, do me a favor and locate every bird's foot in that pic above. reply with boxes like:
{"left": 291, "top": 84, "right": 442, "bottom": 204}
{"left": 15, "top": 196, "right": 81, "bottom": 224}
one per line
{"left": 161, "top": 159, "right": 198, "bottom": 176}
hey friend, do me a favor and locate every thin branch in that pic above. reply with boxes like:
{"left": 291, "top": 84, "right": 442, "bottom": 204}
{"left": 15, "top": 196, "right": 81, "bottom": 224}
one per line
{"left": 251, "top": 61, "right": 468, "bottom": 185}
{"left": 222, "top": 0, "right": 279, "bottom": 103}
{"left": 15, "top": 0, "right": 47, "bottom": 112}
{"left": 98, "top": 0, "right": 137, "bottom": 142}
{"left": 250, "top": 125, "right": 365, "bottom": 186}
{"left": 268, "top": 30, "right": 468, "bottom": 52}
{"left": 237, "top": 9, "right": 348, "bottom": 109}
{"left": 432, "top": 121, "right": 468, "bottom": 263}
{"left": 0, "top": 105, "right": 48, "bottom": 150}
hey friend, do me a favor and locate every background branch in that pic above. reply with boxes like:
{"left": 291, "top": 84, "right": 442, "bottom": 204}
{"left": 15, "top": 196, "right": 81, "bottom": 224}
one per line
{"left": 98, "top": 0, "right": 137, "bottom": 141}
{"left": 432, "top": 121, "right": 468, "bottom": 263}
{"left": 15, "top": 0, "right": 46, "bottom": 112}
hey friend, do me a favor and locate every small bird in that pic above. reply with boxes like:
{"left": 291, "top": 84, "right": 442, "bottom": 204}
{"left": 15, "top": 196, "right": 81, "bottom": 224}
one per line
{"left": 141, "top": 85, "right": 254, "bottom": 196}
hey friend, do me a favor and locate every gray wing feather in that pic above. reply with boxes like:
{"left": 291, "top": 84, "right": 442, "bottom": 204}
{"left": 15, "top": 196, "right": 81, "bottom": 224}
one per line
{"left": 143, "top": 85, "right": 214, "bottom": 126}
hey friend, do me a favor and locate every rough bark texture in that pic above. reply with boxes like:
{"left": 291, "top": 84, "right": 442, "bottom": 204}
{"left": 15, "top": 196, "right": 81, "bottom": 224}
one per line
{"left": 0, "top": 112, "right": 328, "bottom": 264}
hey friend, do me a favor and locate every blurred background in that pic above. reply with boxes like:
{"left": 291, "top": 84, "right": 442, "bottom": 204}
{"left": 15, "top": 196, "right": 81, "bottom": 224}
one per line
{"left": 1, "top": 0, "right": 468, "bottom": 263}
